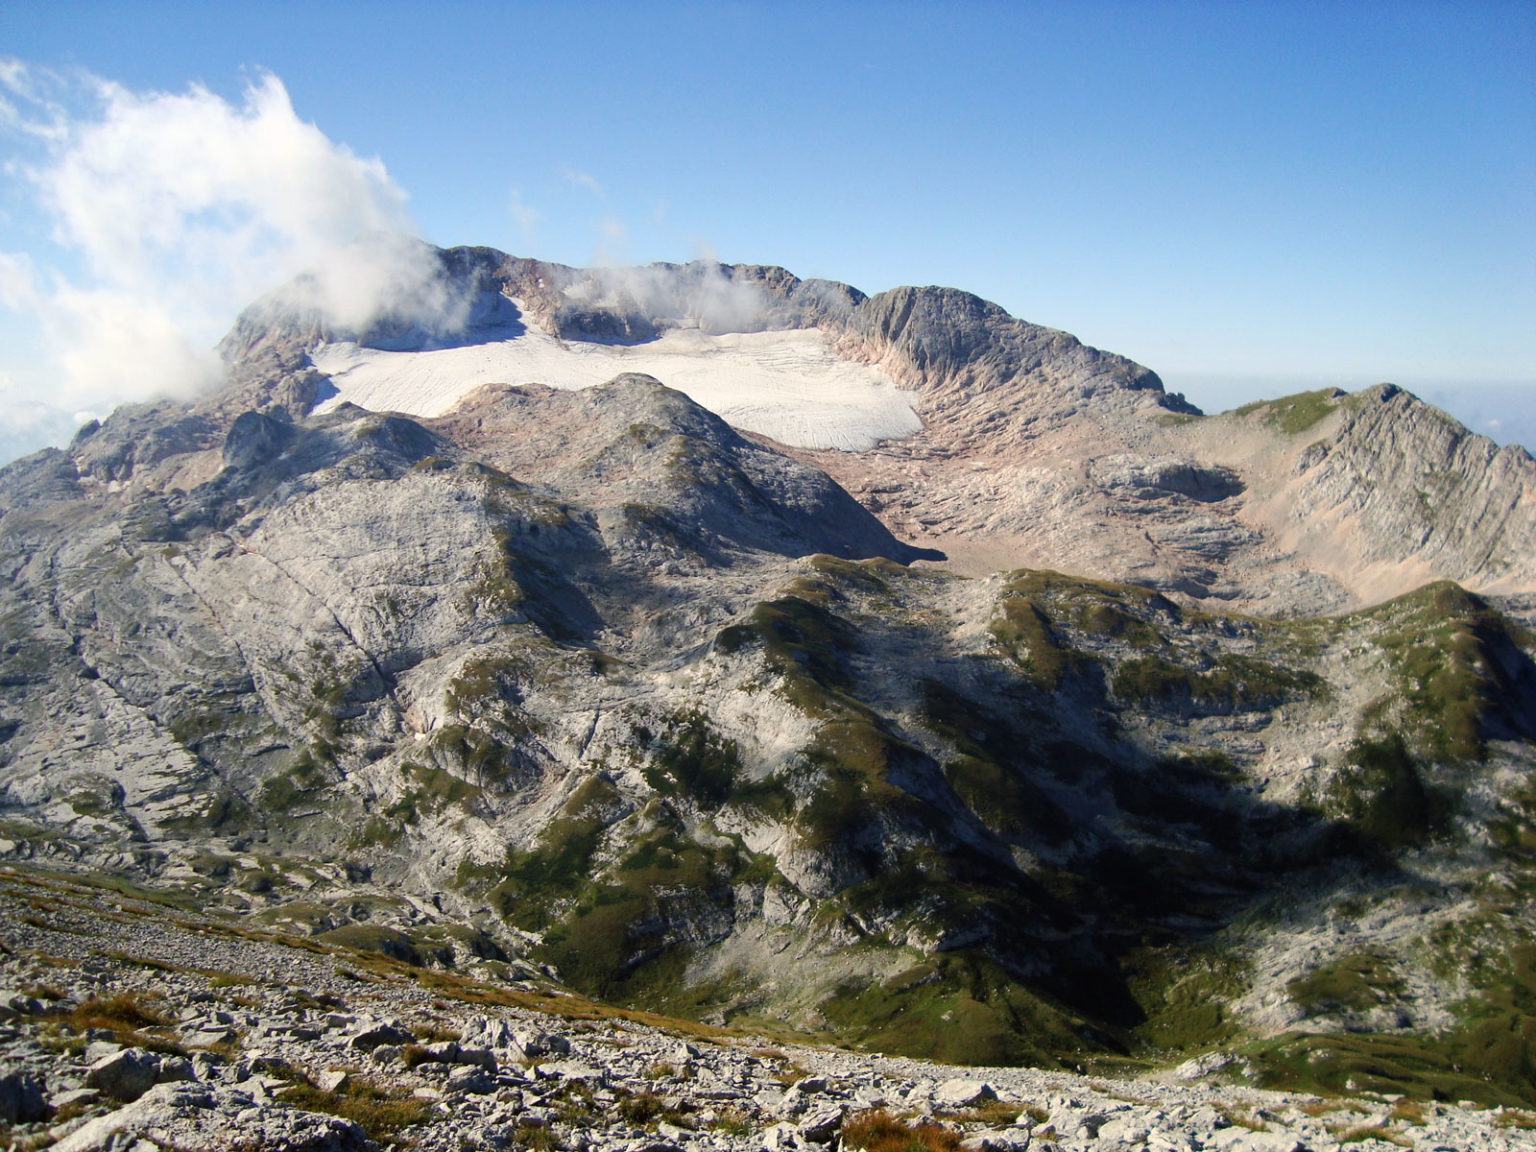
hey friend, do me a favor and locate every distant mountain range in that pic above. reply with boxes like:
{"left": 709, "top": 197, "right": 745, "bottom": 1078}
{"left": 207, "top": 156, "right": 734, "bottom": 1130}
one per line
{"left": 2, "top": 247, "right": 1533, "bottom": 1106}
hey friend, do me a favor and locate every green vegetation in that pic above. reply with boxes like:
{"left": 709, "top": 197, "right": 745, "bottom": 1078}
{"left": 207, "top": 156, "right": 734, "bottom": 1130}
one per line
{"left": 989, "top": 597, "right": 1084, "bottom": 689}
{"left": 382, "top": 761, "right": 483, "bottom": 825}
{"left": 444, "top": 653, "right": 533, "bottom": 718}
{"left": 1247, "top": 1026, "right": 1536, "bottom": 1109}
{"left": 821, "top": 952, "right": 1091, "bottom": 1068}
{"left": 1325, "top": 734, "right": 1448, "bottom": 850}
{"left": 1288, "top": 952, "right": 1406, "bottom": 1016}
{"left": 1112, "top": 653, "right": 1323, "bottom": 714}
{"left": 917, "top": 679, "right": 1070, "bottom": 842}
{"left": 277, "top": 1075, "right": 434, "bottom": 1147}
{"left": 428, "top": 724, "right": 514, "bottom": 786}
{"left": 1361, "top": 581, "right": 1536, "bottom": 763}
{"left": 479, "top": 780, "right": 618, "bottom": 928}
{"left": 316, "top": 924, "right": 426, "bottom": 967}
{"left": 987, "top": 571, "right": 1217, "bottom": 688}
{"left": 1122, "top": 944, "right": 1252, "bottom": 1051}
{"left": 1490, "top": 777, "right": 1536, "bottom": 868}
{"left": 1002, "top": 569, "right": 1171, "bottom": 607}
{"left": 794, "top": 719, "right": 928, "bottom": 852}
{"left": 1235, "top": 388, "right": 1341, "bottom": 434}
{"left": 257, "top": 753, "right": 328, "bottom": 812}
{"left": 807, "top": 553, "right": 897, "bottom": 594}
{"left": 715, "top": 595, "right": 859, "bottom": 713}
{"left": 159, "top": 789, "right": 253, "bottom": 836}
{"left": 1249, "top": 941, "right": 1536, "bottom": 1107}
{"left": 166, "top": 704, "right": 240, "bottom": 749}
{"left": 642, "top": 711, "right": 742, "bottom": 805}
{"left": 539, "top": 823, "right": 743, "bottom": 1001}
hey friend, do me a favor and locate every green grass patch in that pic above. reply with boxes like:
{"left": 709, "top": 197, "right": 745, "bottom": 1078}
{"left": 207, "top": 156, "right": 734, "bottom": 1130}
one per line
{"left": 257, "top": 752, "right": 329, "bottom": 813}
{"left": 1325, "top": 733, "right": 1449, "bottom": 851}
{"left": 383, "top": 760, "right": 483, "bottom": 825}
{"left": 1246, "top": 1026, "right": 1536, "bottom": 1109}
{"left": 316, "top": 924, "right": 426, "bottom": 967}
{"left": 1122, "top": 944, "right": 1251, "bottom": 1051}
{"left": 820, "top": 951, "right": 1094, "bottom": 1068}
{"left": 1288, "top": 952, "right": 1406, "bottom": 1016}
{"left": 1112, "top": 653, "right": 1323, "bottom": 714}
{"left": 715, "top": 595, "right": 860, "bottom": 715}
{"left": 1235, "top": 388, "right": 1341, "bottom": 434}
{"left": 279, "top": 1075, "right": 434, "bottom": 1146}
{"left": 643, "top": 711, "right": 742, "bottom": 805}
{"left": 990, "top": 598, "right": 1084, "bottom": 689}
{"left": 1362, "top": 582, "right": 1536, "bottom": 763}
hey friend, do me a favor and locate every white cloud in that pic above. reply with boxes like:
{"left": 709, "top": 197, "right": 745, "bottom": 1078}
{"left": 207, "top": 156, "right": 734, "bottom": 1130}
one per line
{"left": 564, "top": 258, "right": 775, "bottom": 336}
{"left": 561, "top": 165, "right": 604, "bottom": 197}
{"left": 508, "top": 187, "right": 539, "bottom": 234}
{"left": 0, "top": 60, "right": 442, "bottom": 459}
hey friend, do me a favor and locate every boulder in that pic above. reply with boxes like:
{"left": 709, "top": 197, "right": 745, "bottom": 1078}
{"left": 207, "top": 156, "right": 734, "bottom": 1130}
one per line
{"left": 349, "top": 1022, "right": 416, "bottom": 1051}
{"left": 84, "top": 1047, "right": 161, "bottom": 1103}
{"left": 0, "top": 1069, "right": 49, "bottom": 1123}
{"left": 796, "top": 1101, "right": 846, "bottom": 1144}
{"left": 935, "top": 1079, "right": 997, "bottom": 1109}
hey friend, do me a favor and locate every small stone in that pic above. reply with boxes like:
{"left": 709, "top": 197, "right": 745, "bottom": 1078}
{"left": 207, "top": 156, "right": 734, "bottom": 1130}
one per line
{"left": 317, "top": 1069, "right": 349, "bottom": 1093}
{"left": 461, "top": 1014, "right": 516, "bottom": 1050}
{"left": 0, "top": 990, "right": 44, "bottom": 1017}
{"left": 184, "top": 1028, "right": 235, "bottom": 1048}
{"left": 762, "top": 1121, "right": 800, "bottom": 1151}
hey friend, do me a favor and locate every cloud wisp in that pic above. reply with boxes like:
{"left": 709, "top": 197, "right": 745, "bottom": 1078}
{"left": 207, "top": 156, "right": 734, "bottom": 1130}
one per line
{"left": 0, "top": 63, "right": 442, "bottom": 459}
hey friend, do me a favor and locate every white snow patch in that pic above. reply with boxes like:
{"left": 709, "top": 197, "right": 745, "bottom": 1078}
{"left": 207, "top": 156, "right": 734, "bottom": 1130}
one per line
{"left": 310, "top": 322, "right": 922, "bottom": 451}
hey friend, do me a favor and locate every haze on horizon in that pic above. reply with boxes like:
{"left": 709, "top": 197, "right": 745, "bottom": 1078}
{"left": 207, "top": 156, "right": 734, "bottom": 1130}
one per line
{"left": 0, "top": 1, "right": 1531, "bottom": 465}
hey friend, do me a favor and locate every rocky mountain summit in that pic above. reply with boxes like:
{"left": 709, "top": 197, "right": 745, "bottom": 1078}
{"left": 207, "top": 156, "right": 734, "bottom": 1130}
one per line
{"left": 218, "top": 246, "right": 1536, "bottom": 616}
{"left": 2, "top": 246, "right": 1536, "bottom": 1145}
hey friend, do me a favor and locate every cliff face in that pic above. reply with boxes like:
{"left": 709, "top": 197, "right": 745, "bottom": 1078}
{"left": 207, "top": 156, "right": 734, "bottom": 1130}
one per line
{"left": 843, "top": 285, "right": 1186, "bottom": 439}
{"left": 3, "top": 248, "right": 1535, "bottom": 1103}
{"left": 1284, "top": 385, "right": 1536, "bottom": 593}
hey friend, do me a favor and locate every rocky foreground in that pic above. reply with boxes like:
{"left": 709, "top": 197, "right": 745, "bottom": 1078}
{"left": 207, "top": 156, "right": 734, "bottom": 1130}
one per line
{"left": 1, "top": 867, "right": 1530, "bottom": 1152}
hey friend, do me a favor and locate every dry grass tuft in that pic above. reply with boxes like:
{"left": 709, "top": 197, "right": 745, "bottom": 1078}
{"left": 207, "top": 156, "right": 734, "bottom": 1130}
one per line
{"left": 1337, "top": 1125, "right": 1413, "bottom": 1147}
{"left": 843, "top": 1110, "right": 963, "bottom": 1152}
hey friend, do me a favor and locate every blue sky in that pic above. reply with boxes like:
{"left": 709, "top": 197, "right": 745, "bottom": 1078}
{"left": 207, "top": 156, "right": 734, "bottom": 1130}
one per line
{"left": 1, "top": 0, "right": 1532, "bottom": 461}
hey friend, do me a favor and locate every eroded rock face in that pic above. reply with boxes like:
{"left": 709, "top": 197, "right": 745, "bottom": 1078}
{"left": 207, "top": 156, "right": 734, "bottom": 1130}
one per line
{"left": 1286, "top": 384, "right": 1536, "bottom": 592}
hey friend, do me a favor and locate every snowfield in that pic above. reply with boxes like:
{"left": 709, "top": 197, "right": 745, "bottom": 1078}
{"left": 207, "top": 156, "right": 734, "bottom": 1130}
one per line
{"left": 310, "top": 320, "right": 923, "bottom": 451}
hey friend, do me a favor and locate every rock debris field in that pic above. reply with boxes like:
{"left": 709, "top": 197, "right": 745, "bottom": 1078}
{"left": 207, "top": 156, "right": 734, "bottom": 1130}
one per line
{"left": 0, "top": 867, "right": 1530, "bottom": 1152}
